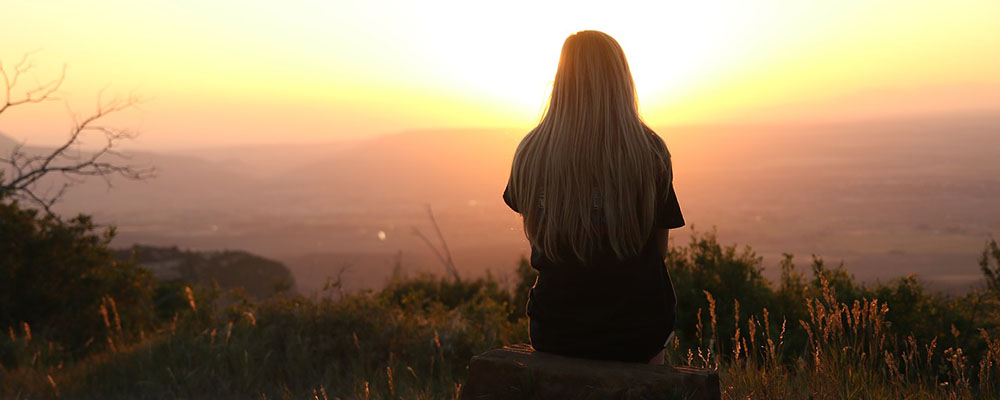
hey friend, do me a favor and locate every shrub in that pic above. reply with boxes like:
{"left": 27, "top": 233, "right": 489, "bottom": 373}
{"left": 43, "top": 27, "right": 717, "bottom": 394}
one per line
{"left": 0, "top": 197, "right": 155, "bottom": 364}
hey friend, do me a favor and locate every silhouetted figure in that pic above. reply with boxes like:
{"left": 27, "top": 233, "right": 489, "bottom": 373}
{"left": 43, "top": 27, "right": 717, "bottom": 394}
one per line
{"left": 503, "top": 30, "right": 685, "bottom": 365}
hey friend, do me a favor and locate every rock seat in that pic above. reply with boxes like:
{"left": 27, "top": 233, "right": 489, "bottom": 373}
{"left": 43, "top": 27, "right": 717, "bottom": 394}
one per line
{"left": 459, "top": 344, "right": 720, "bottom": 400}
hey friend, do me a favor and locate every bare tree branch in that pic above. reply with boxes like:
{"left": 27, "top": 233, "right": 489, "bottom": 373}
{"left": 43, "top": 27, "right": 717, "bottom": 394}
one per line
{"left": 411, "top": 204, "right": 460, "bottom": 282}
{"left": 0, "top": 53, "right": 156, "bottom": 215}
{"left": 0, "top": 52, "right": 64, "bottom": 115}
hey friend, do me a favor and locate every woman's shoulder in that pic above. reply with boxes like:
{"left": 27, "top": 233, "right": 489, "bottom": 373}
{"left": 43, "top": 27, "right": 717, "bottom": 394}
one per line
{"left": 642, "top": 127, "right": 671, "bottom": 157}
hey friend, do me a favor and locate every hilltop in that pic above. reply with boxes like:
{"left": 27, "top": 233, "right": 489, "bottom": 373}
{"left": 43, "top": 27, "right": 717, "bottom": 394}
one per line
{"left": 115, "top": 245, "right": 296, "bottom": 298}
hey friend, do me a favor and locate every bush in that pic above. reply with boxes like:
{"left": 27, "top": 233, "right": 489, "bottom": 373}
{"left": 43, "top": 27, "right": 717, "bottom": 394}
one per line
{"left": 667, "top": 228, "right": 775, "bottom": 355}
{"left": 4, "top": 209, "right": 1000, "bottom": 399}
{"left": 0, "top": 197, "right": 155, "bottom": 365}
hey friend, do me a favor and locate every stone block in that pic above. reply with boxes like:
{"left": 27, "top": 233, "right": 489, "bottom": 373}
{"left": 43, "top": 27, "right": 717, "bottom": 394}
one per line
{"left": 459, "top": 344, "right": 720, "bottom": 400}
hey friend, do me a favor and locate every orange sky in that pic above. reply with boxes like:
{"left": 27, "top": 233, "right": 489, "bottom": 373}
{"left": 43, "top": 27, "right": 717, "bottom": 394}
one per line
{"left": 1, "top": 0, "right": 998, "bottom": 150}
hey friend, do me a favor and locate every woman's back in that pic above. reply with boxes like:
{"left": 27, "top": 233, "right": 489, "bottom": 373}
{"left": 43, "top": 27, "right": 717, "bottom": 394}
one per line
{"left": 504, "top": 165, "right": 684, "bottom": 363}
{"left": 503, "top": 30, "right": 686, "bottom": 364}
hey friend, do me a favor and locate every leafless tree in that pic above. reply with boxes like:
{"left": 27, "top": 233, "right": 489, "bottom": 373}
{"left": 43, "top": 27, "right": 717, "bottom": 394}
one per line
{"left": 0, "top": 53, "right": 155, "bottom": 214}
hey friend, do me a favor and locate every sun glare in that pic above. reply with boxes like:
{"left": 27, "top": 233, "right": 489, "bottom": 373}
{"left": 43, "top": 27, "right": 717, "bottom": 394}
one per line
{"left": 359, "top": 1, "right": 753, "bottom": 122}
{"left": 1, "top": 0, "right": 998, "bottom": 147}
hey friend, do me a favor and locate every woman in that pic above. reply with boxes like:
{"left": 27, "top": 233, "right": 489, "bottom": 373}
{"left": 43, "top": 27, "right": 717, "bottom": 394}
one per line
{"left": 502, "top": 30, "right": 685, "bottom": 365}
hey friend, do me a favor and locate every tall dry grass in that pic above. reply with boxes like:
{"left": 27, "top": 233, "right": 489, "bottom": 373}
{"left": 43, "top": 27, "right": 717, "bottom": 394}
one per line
{"left": 666, "top": 276, "right": 1000, "bottom": 400}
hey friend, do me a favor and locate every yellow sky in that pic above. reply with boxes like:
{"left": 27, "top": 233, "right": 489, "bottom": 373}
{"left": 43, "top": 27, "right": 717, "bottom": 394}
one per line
{"left": 1, "top": 0, "right": 998, "bottom": 149}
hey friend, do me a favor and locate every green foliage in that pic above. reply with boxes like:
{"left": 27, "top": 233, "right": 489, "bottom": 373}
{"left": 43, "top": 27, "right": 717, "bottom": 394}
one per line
{"left": 152, "top": 280, "right": 196, "bottom": 321}
{"left": 664, "top": 227, "right": 1000, "bottom": 374}
{"left": 809, "top": 255, "right": 863, "bottom": 302}
{"left": 0, "top": 197, "right": 155, "bottom": 365}
{"left": 667, "top": 228, "right": 774, "bottom": 355}
{"left": 379, "top": 272, "right": 510, "bottom": 313}
{"left": 3, "top": 207, "right": 1000, "bottom": 399}
{"left": 43, "top": 276, "right": 527, "bottom": 399}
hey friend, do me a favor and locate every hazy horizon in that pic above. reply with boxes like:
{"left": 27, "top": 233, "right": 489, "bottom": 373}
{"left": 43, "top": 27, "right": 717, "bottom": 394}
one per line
{"left": 5, "top": 107, "right": 997, "bottom": 153}
{"left": 4, "top": 111, "right": 996, "bottom": 297}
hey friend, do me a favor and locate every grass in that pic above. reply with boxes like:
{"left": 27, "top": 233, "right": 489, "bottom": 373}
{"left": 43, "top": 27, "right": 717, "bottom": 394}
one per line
{"left": 677, "top": 280, "right": 1000, "bottom": 399}
{"left": 4, "top": 232, "right": 1000, "bottom": 399}
{"left": 2, "top": 277, "right": 528, "bottom": 400}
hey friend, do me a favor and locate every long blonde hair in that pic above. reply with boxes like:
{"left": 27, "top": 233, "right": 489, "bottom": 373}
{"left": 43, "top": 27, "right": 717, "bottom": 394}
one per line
{"left": 508, "top": 30, "right": 671, "bottom": 264}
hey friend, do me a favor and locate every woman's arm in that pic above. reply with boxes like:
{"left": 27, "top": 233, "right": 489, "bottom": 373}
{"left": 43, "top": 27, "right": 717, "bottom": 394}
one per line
{"left": 655, "top": 228, "right": 669, "bottom": 260}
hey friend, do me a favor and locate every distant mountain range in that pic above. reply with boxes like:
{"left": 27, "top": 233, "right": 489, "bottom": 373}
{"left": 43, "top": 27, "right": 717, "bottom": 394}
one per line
{"left": 3, "top": 111, "right": 1000, "bottom": 295}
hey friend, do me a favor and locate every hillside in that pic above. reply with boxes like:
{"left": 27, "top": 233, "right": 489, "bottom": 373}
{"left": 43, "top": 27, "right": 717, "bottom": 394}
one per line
{"left": 115, "top": 245, "right": 296, "bottom": 298}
